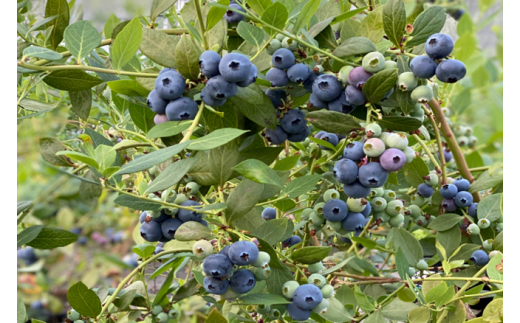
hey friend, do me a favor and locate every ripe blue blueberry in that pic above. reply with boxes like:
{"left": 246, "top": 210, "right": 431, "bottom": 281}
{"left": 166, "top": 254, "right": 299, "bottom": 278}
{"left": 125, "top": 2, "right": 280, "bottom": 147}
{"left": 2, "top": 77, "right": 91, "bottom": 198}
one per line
{"left": 201, "top": 87, "right": 226, "bottom": 107}
{"left": 345, "top": 85, "right": 366, "bottom": 106}
{"left": 312, "top": 75, "right": 342, "bottom": 102}
{"left": 236, "top": 64, "right": 257, "bottom": 87}
{"left": 199, "top": 50, "right": 221, "bottom": 78}
{"left": 361, "top": 202, "right": 372, "bottom": 218}
{"left": 308, "top": 92, "right": 328, "bottom": 109}
{"left": 468, "top": 202, "right": 478, "bottom": 217}
{"left": 441, "top": 198, "right": 458, "bottom": 212}
{"left": 265, "top": 89, "right": 287, "bottom": 108}
{"left": 224, "top": 4, "right": 245, "bottom": 24}
{"left": 177, "top": 200, "right": 202, "bottom": 222}
{"left": 155, "top": 70, "right": 186, "bottom": 100}
{"left": 442, "top": 148, "right": 453, "bottom": 162}
{"left": 417, "top": 183, "right": 434, "bottom": 198}
{"left": 271, "top": 48, "right": 295, "bottom": 69}
{"left": 410, "top": 55, "right": 438, "bottom": 79}
{"left": 379, "top": 148, "right": 406, "bottom": 172}
{"left": 165, "top": 97, "right": 198, "bottom": 121}
{"left": 343, "top": 141, "right": 365, "bottom": 161}
{"left": 204, "top": 276, "right": 229, "bottom": 295}
{"left": 440, "top": 184, "right": 458, "bottom": 198}
{"left": 161, "top": 218, "right": 183, "bottom": 240}
{"left": 219, "top": 245, "right": 231, "bottom": 258}
{"left": 228, "top": 241, "right": 259, "bottom": 266}
{"left": 261, "top": 207, "right": 277, "bottom": 221}
{"left": 342, "top": 212, "right": 366, "bottom": 232}
{"left": 470, "top": 250, "right": 489, "bottom": 266}
{"left": 287, "top": 126, "right": 310, "bottom": 142}
{"left": 206, "top": 75, "right": 238, "bottom": 99}
{"left": 454, "top": 191, "right": 473, "bottom": 207}
{"left": 436, "top": 59, "right": 466, "bottom": 83}
{"left": 283, "top": 235, "right": 302, "bottom": 248}
{"left": 140, "top": 221, "right": 162, "bottom": 242}
{"left": 425, "top": 33, "right": 454, "bottom": 59}
{"left": 303, "top": 71, "right": 320, "bottom": 92}
{"left": 343, "top": 180, "right": 371, "bottom": 198}
{"left": 266, "top": 68, "right": 289, "bottom": 87}
{"left": 219, "top": 53, "right": 252, "bottom": 83}
{"left": 293, "top": 284, "right": 323, "bottom": 310}
{"left": 229, "top": 269, "right": 256, "bottom": 294}
{"left": 320, "top": 132, "right": 339, "bottom": 148}
{"left": 358, "top": 162, "right": 389, "bottom": 188}
{"left": 202, "top": 254, "right": 233, "bottom": 278}
{"left": 287, "top": 63, "right": 310, "bottom": 83}
{"left": 280, "top": 109, "right": 307, "bottom": 134}
{"left": 328, "top": 92, "right": 355, "bottom": 114}
{"left": 333, "top": 158, "right": 358, "bottom": 185}
{"left": 323, "top": 199, "right": 349, "bottom": 222}
{"left": 348, "top": 67, "right": 372, "bottom": 89}
{"left": 286, "top": 302, "right": 311, "bottom": 321}
{"left": 265, "top": 126, "right": 288, "bottom": 145}
{"left": 453, "top": 178, "right": 470, "bottom": 192}
{"left": 147, "top": 90, "right": 169, "bottom": 114}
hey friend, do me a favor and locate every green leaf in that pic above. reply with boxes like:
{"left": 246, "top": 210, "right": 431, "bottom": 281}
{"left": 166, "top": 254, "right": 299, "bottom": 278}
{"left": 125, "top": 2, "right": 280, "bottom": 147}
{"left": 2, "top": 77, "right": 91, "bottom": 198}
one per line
{"left": 383, "top": 0, "right": 406, "bottom": 48}
{"left": 292, "top": 0, "right": 320, "bottom": 35}
{"left": 392, "top": 227, "right": 423, "bottom": 266}
{"left": 128, "top": 102, "right": 156, "bottom": 133}
{"left": 252, "top": 237, "right": 293, "bottom": 295}
{"left": 206, "top": 308, "right": 228, "bottom": 323}
{"left": 140, "top": 28, "right": 180, "bottom": 68}
{"left": 237, "top": 21, "right": 264, "bottom": 48}
{"left": 23, "top": 46, "right": 62, "bottom": 60}
{"left": 171, "top": 278, "right": 200, "bottom": 301}
{"left": 469, "top": 169, "right": 503, "bottom": 193}
{"left": 26, "top": 227, "right": 78, "bottom": 249}
{"left": 189, "top": 128, "right": 247, "bottom": 150}
{"left": 153, "top": 268, "right": 175, "bottom": 306}
{"left": 436, "top": 225, "right": 461, "bottom": 259}
{"left": 95, "top": 144, "right": 117, "bottom": 170}
{"left": 114, "top": 195, "right": 162, "bottom": 211}
{"left": 115, "top": 141, "right": 190, "bottom": 175}
{"left": 381, "top": 298, "right": 419, "bottom": 321}
{"left": 248, "top": 0, "right": 272, "bottom": 16}
{"left": 261, "top": 2, "right": 289, "bottom": 37}
{"left": 407, "top": 6, "right": 446, "bottom": 47}
{"left": 333, "top": 37, "right": 376, "bottom": 58}
{"left": 227, "top": 180, "right": 265, "bottom": 225}
{"left": 354, "top": 285, "right": 376, "bottom": 312}
{"left": 450, "top": 244, "right": 481, "bottom": 262}
{"left": 359, "top": 5, "right": 384, "bottom": 44}
{"left": 477, "top": 193, "right": 503, "bottom": 222}
{"left": 17, "top": 297, "right": 26, "bottom": 323}
{"left": 149, "top": 255, "right": 191, "bottom": 280}
{"left": 239, "top": 293, "right": 291, "bottom": 305}
{"left": 362, "top": 69, "right": 398, "bottom": 103}
{"left": 331, "top": 7, "right": 368, "bottom": 25}
{"left": 229, "top": 84, "right": 278, "bottom": 129}
{"left": 403, "top": 157, "right": 429, "bottom": 187}
{"left": 284, "top": 174, "right": 321, "bottom": 198}
{"left": 43, "top": 70, "right": 103, "bottom": 91}
{"left": 67, "top": 281, "right": 102, "bottom": 317}
{"left": 17, "top": 226, "right": 43, "bottom": 248}
{"left": 56, "top": 151, "right": 99, "bottom": 169}
{"left": 273, "top": 155, "right": 300, "bottom": 171}
{"left": 305, "top": 110, "right": 362, "bottom": 133}
{"left": 132, "top": 244, "right": 156, "bottom": 258}
{"left": 233, "top": 159, "right": 284, "bottom": 188}
{"left": 207, "top": 0, "right": 230, "bottom": 31}
{"left": 117, "top": 289, "right": 137, "bottom": 310}
{"left": 145, "top": 158, "right": 198, "bottom": 193}
{"left": 395, "top": 90, "right": 416, "bottom": 115}
{"left": 408, "top": 306, "right": 431, "bottom": 323}
{"left": 251, "top": 218, "right": 294, "bottom": 245}
{"left": 290, "top": 246, "right": 331, "bottom": 264}
{"left": 493, "top": 231, "right": 503, "bottom": 252}
{"left": 175, "top": 221, "right": 213, "bottom": 241}
{"left": 104, "top": 14, "right": 120, "bottom": 38}
{"left": 438, "top": 300, "right": 466, "bottom": 323}
{"left": 107, "top": 80, "right": 150, "bottom": 97}
{"left": 151, "top": 0, "right": 177, "bottom": 21}
{"left": 428, "top": 214, "right": 462, "bottom": 231}
{"left": 320, "top": 297, "right": 354, "bottom": 322}
{"left": 146, "top": 120, "right": 191, "bottom": 138}
{"left": 69, "top": 90, "right": 92, "bottom": 120}
{"left": 365, "top": 309, "right": 385, "bottom": 323}
{"left": 487, "top": 252, "right": 503, "bottom": 288}
{"left": 395, "top": 248, "right": 409, "bottom": 279}
{"left": 175, "top": 34, "right": 203, "bottom": 80}
{"left": 111, "top": 17, "right": 143, "bottom": 70}
{"left": 18, "top": 98, "right": 60, "bottom": 112}
{"left": 39, "top": 137, "right": 73, "bottom": 167}
{"left": 63, "top": 20, "right": 101, "bottom": 61}
{"left": 309, "top": 136, "right": 337, "bottom": 151}
{"left": 45, "top": 0, "right": 70, "bottom": 50}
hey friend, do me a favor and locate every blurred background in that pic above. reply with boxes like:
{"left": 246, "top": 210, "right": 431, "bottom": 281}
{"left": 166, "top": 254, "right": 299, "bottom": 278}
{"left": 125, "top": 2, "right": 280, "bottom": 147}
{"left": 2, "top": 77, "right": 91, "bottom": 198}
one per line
{"left": 17, "top": 0, "right": 503, "bottom": 322}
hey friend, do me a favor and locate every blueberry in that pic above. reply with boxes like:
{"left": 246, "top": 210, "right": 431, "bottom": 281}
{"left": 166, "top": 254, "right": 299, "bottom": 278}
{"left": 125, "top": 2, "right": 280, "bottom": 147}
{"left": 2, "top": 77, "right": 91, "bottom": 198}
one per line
{"left": 219, "top": 245, "right": 231, "bottom": 258}
{"left": 363, "top": 138, "right": 385, "bottom": 157}
{"left": 468, "top": 203, "right": 478, "bottom": 217}
{"left": 424, "top": 173, "right": 439, "bottom": 186}
{"left": 68, "top": 309, "right": 80, "bottom": 321}
{"left": 440, "top": 184, "right": 458, "bottom": 198}
{"left": 236, "top": 64, "right": 257, "bottom": 87}
{"left": 406, "top": 205, "right": 421, "bottom": 218}
{"left": 281, "top": 109, "right": 306, "bottom": 134}
{"left": 155, "top": 70, "right": 186, "bottom": 100}
{"left": 425, "top": 33, "right": 454, "bottom": 59}
{"left": 333, "top": 158, "right": 358, "bottom": 185}
{"left": 228, "top": 240, "right": 259, "bottom": 266}
{"left": 323, "top": 199, "right": 349, "bottom": 222}
{"left": 271, "top": 48, "right": 295, "bottom": 69}
{"left": 347, "top": 198, "right": 367, "bottom": 213}
{"left": 203, "top": 254, "right": 233, "bottom": 278}
{"left": 168, "top": 309, "right": 179, "bottom": 319}
{"left": 365, "top": 123, "right": 382, "bottom": 137}
{"left": 410, "top": 55, "right": 438, "bottom": 79}
{"left": 308, "top": 92, "right": 328, "bottom": 109}
{"left": 266, "top": 68, "right": 289, "bottom": 87}
{"left": 165, "top": 97, "right": 198, "bottom": 121}
{"left": 201, "top": 87, "right": 226, "bottom": 107}
{"left": 282, "top": 37, "right": 298, "bottom": 50}
{"left": 384, "top": 60, "right": 398, "bottom": 70}
{"left": 204, "top": 276, "right": 229, "bottom": 294}
{"left": 348, "top": 67, "right": 372, "bottom": 89}
{"left": 289, "top": 127, "right": 309, "bottom": 143}
{"left": 386, "top": 132, "right": 408, "bottom": 150}
{"left": 343, "top": 141, "right": 365, "bottom": 161}
{"left": 147, "top": 90, "right": 169, "bottom": 114}
{"left": 206, "top": 75, "right": 238, "bottom": 99}
{"left": 266, "top": 39, "right": 282, "bottom": 55}
{"left": 308, "top": 274, "right": 326, "bottom": 288}
{"left": 358, "top": 162, "right": 388, "bottom": 188}
{"left": 286, "top": 302, "right": 311, "bottom": 321}
{"left": 442, "top": 148, "right": 453, "bottom": 162}
{"left": 219, "top": 53, "right": 252, "bottom": 83}
{"left": 199, "top": 50, "right": 221, "bottom": 78}
{"left": 388, "top": 213, "right": 404, "bottom": 227}
{"left": 224, "top": 3, "right": 245, "bottom": 24}
{"left": 345, "top": 85, "right": 366, "bottom": 106}
{"left": 384, "top": 189, "right": 397, "bottom": 202}
{"left": 265, "top": 89, "right": 287, "bottom": 108}
{"left": 303, "top": 71, "right": 320, "bottom": 92}
{"left": 411, "top": 85, "right": 433, "bottom": 103}
{"left": 177, "top": 200, "right": 202, "bottom": 222}
{"left": 229, "top": 269, "right": 256, "bottom": 294}
{"left": 160, "top": 218, "right": 183, "bottom": 240}
{"left": 140, "top": 221, "right": 163, "bottom": 242}
{"left": 77, "top": 236, "right": 88, "bottom": 245}
{"left": 312, "top": 74, "right": 342, "bottom": 102}
{"left": 320, "top": 284, "right": 334, "bottom": 299}
{"left": 362, "top": 52, "right": 386, "bottom": 73}
{"left": 454, "top": 191, "right": 473, "bottom": 207}
{"left": 252, "top": 251, "right": 271, "bottom": 268}
{"left": 416, "top": 259, "right": 428, "bottom": 270}
{"left": 342, "top": 212, "right": 366, "bottom": 232}
{"left": 436, "top": 59, "right": 466, "bottom": 83}
{"left": 154, "top": 242, "right": 164, "bottom": 254}
{"left": 287, "top": 63, "right": 310, "bottom": 83}
{"left": 283, "top": 235, "right": 302, "bottom": 248}
{"left": 470, "top": 250, "right": 489, "bottom": 266}
{"left": 386, "top": 199, "right": 404, "bottom": 216}
{"left": 343, "top": 180, "right": 371, "bottom": 198}
{"left": 265, "top": 126, "right": 288, "bottom": 145}
{"left": 371, "top": 197, "right": 387, "bottom": 212}
{"left": 328, "top": 92, "right": 355, "bottom": 114}
{"left": 441, "top": 198, "right": 458, "bottom": 212}
{"left": 321, "top": 132, "right": 339, "bottom": 148}
{"left": 478, "top": 218, "right": 490, "bottom": 229}
{"left": 293, "top": 284, "right": 323, "bottom": 310}
{"left": 417, "top": 183, "right": 434, "bottom": 198}
{"left": 453, "top": 178, "right": 470, "bottom": 192}
{"left": 261, "top": 207, "right": 277, "bottom": 221}
{"left": 379, "top": 148, "right": 406, "bottom": 172}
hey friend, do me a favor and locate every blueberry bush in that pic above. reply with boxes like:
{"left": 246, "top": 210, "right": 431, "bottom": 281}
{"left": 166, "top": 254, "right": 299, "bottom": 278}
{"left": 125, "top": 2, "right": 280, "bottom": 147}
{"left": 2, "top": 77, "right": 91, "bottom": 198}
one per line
{"left": 17, "top": 0, "right": 503, "bottom": 322}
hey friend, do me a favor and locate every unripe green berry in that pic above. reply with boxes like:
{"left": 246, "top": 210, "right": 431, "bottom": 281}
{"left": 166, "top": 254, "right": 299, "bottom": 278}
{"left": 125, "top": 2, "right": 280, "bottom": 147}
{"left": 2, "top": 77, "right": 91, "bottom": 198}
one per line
{"left": 282, "top": 281, "right": 300, "bottom": 299}
{"left": 253, "top": 266, "right": 271, "bottom": 280}
{"left": 252, "top": 251, "right": 271, "bottom": 268}
{"left": 282, "top": 37, "right": 298, "bottom": 50}
{"left": 386, "top": 200, "right": 404, "bottom": 216}
{"left": 269, "top": 308, "right": 281, "bottom": 319}
{"left": 467, "top": 223, "right": 480, "bottom": 235}
{"left": 311, "top": 299, "right": 330, "bottom": 314}
{"left": 192, "top": 240, "right": 213, "bottom": 259}
{"left": 68, "top": 309, "right": 80, "bottom": 321}
{"left": 371, "top": 197, "right": 387, "bottom": 212}
{"left": 408, "top": 267, "right": 416, "bottom": 277}
{"left": 174, "top": 193, "right": 188, "bottom": 205}
{"left": 384, "top": 60, "right": 397, "bottom": 70}
{"left": 365, "top": 123, "right": 382, "bottom": 137}
{"left": 424, "top": 173, "right": 439, "bottom": 186}
{"left": 404, "top": 146, "right": 416, "bottom": 163}
{"left": 185, "top": 182, "right": 200, "bottom": 194}
{"left": 347, "top": 198, "right": 368, "bottom": 213}
{"left": 374, "top": 211, "right": 390, "bottom": 222}
{"left": 388, "top": 213, "right": 404, "bottom": 227}
{"left": 379, "top": 132, "right": 392, "bottom": 147}
{"left": 301, "top": 208, "right": 314, "bottom": 221}
{"left": 478, "top": 219, "right": 490, "bottom": 229}
{"left": 314, "top": 202, "right": 326, "bottom": 215}
{"left": 387, "top": 132, "right": 409, "bottom": 150}
{"left": 483, "top": 239, "right": 493, "bottom": 251}
{"left": 308, "top": 273, "right": 326, "bottom": 288}
{"left": 364, "top": 138, "right": 386, "bottom": 157}
{"left": 266, "top": 39, "right": 282, "bottom": 55}
{"left": 152, "top": 305, "right": 163, "bottom": 316}
{"left": 257, "top": 304, "right": 270, "bottom": 315}
{"left": 415, "top": 215, "right": 428, "bottom": 227}
{"left": 156, "top": 312, "right": 169, "bottom": 323}
{"left": 321, "top": 284, "right": 335, "bottom": 298}
{"left": 383, "top": 190, "right": 397, "bottom": 202}
{"left": 168, "top": 309, "right": 179, "bottom": 319}
{"left": 362, "top": 52, "right": 386, "bottom": 73}
{"left": 275, "top": 33, "right": 285, "bottom": 41}
{"left": 338, "top": 66, "right": 354, "bottom": 85}
{"left": 411, "top": 85, "right": 433, "bottom": 103}
{"left": 416, "top": 259, "right": 428, "bottom": 271}
{"left": 496, "top": 223, "right": 503, "bottom": 232}
{"left": 371, "top": 187, "right": 385, "bottom": 198}
{"left": 323, "top": 189, "right": 340, "bottom": 202}
{"left": 410, "top": 194, "right": 426, "bottom": 206}
{"left": 309, "top": 211, "right": 325, "bottom": 227}
{"left": 308, "top": 262, "right": 324, "bottom": 273}
{"left": 407, "top": 204, "right": 422, "bottom": 218}
{"left": 489, "top": 250, "right": 500, "bottom": 259}
{"left": 397, "top": 72, "right": 418, "bottom": 91}
{"left": 326, "top": 220, "right": 343, "bottom": 233}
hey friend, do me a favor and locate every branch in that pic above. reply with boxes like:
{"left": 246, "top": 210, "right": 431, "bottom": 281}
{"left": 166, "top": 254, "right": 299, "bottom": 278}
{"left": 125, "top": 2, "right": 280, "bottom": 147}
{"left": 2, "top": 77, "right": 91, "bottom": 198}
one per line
{"left": 422, "top": 104, "right": 447, "bottom": 183}
{"left": 19, "top": 62, "right": 159, "bottom": 78}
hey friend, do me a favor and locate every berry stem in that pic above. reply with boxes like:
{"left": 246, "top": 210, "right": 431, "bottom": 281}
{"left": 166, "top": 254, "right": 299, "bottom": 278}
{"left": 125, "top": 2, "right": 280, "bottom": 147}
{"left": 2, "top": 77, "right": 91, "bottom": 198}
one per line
{"left": 450, "top": 289, "right": 503, "bottom": 302}
{"left": 421, "top": 104, "right": 448, "bottom": 184}
{"left": 180, "top": 103, "right": 205, "bottom": 143}
{"left": 115, "top": 126, "right": 160, "bottom": 150}
{"left": 447, "top": 166, "right": 490, "bottom": 177}
{"left": 412, "top": 134, "right": 441, "bottom": 170}
{"left": 346, "top": 217, "right": 373, "bottom": 254}
{"left": 251, "top": 35, "right": 275, "bottom": 61}
{"left": 193, "top": 0, "right": 209, "bottom": 51}
{"left": 385, "top": 49, "right": 418, "bottom": 58}
{"left": 427, "top": 99, "right": 480, "bottom": 202}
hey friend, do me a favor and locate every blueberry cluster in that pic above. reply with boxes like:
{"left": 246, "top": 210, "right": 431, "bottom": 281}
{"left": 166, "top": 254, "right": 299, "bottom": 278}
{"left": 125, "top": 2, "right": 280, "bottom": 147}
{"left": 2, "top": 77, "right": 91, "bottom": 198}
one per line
{"left": 199, "top": 51, "right": 256, "bottom": 107}
{"left": 452, "top": 123, "right": 478, "bottom": 149}
{"left": 266, "top": 34, "right": 300, "bottom": 57}
{"left": 439, "top": 178, "right": 474, "bottom": 213}
{"left": 151, "top": 305, "right": 179, "bottom": 323}
{"left": 147, "top": 68, "right": 198, "bottom": 124}
{"left": 202, "top": 241, "right": 271, "bottom": 297}
{"left": 410, "top": 33, "right": 466, "bottom": 85}
{"left": 283, "top": 272, "right": 333, "bottom": 321}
